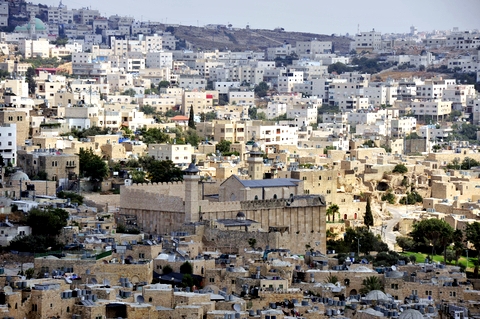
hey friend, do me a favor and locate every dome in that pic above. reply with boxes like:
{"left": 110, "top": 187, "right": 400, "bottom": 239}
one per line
{"left": 10, "top": 171, "right": 30, "bottom": 182}
{"left": 236, "top": 211, "right": 246, "bottom": 220}
{"left": 399, "top": 309, "right": 424, "bottom": 319}
{"left": 364, "top": 290, "right": 389, "bottom": 301}
{"left": 14, "top": 18, "right": 47, "bottom": 33}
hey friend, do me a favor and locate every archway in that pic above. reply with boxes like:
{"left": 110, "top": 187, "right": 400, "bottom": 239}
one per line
{"left": 349, "top": 289, "right": 358, "bottom": 297}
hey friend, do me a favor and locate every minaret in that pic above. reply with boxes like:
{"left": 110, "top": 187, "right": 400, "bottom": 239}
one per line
{"left": 247, "top": 139, "right": 264, "bottom": 180}
{"left": 184, "top": 161, "right": 200, "bottom": 223}
{"left": 29, "top": 13, "right": 35, "bottom": 39}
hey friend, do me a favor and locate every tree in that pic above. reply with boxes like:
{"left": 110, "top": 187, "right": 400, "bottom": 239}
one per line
{"left": 122, "top": 88, "right": 136, "bottom": 97}
{"left": 140, "top": 127, "right": 170, "bottom": 145}
{"left": 27, "top": 208, "right": 69, "bottom": 237}
{"left": 364, "top": 197, "right": 373, "bottom": 229}
{"left": 216, "top": 140, "right": 232, "bottom": 154}
{"left": 162, "top": 265, "right": 173, "bottom": 274}
{"left": 466, "top": 222, "right": 480, "bottom": 257}
{"left": 78, "top": 148, "right": 108, "bottom": 183}
{"left": 392, "top": 164, "right": 408, "bottom": 174}
{"left": 325, "top": 275, "right": 339, "bottom": 284}
{"left": 184, "top": 129, "right": 200, "bottom": 147}
{"left": 148, "top": 160, "right": 183, "bottom": 183}
{"left": 188, "top": 105, "right": 196, "bottom": 129}
{"left": 254, "top": 81, "right": 269, "bottom": 98}
{"left": 410, "top": 218, "right": 454, "bottom": 264}
{"left": 26, "top": 67, "right": 36, "bottom": 96}
{"left": 182, "top": 274, "right": 194, "bottom": 289}
{"left": 158, "top": 80, "right": 171, "bottom": 89}
{"left": 248, "top": 238, "right": 257, "bottom": 249}
{"left": 396, "top": 236, "right": 415, "bottom": 252}
{"left": 180, "top": 261, "right": 193, "bottom": 274}
{"left": 409, "top": 255, "right": 417, "bottom": 264}
{"left": 360, "top": 276, "right": 383, "bottom": 294}
{"left": 326, "top": 204, "right": 339, "bottom": 222}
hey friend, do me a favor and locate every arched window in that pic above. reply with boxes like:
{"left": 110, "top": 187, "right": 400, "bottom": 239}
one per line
{"left": 149, "top": 297, "right": 153, "bottom": 302}
{"left": 273, "top": 194, "right": 277, "bottom": 199}
{"left": 67, "top": 306, "right": 70, "bottom": 313}
{"left": 254, "top": 195, "right": 258, "bottom": 200}
{"left": 354, "top": 213, "right": 357, "bottom": 219}
{"left": 344, "top": 214, "right": 347, "bottom": 220}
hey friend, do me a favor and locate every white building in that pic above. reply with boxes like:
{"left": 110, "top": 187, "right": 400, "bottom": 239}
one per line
{"left": 0, "top": 123, "right": 16, "bottom": 165}
{"left": 147, "top": 143, "right": 193, "bottom": 165}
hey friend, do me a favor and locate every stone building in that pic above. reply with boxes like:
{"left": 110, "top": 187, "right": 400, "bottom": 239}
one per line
{"left": 119, "top": 163, "right": 327, "bottom": 254}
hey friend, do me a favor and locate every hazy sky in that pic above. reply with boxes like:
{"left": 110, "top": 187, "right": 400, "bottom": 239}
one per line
{"left": 35, "top": 0, "right": 479, "bottom": 35}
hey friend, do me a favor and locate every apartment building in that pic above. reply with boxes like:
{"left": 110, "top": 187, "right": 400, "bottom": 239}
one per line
{"left": 296, "top": 40, "right": 332, "bottom": 54}
{"left": 0, "top": 123, "right": 16, "bottom": 165}
{"left": 287, "top": 103, "right": 318, "bottom": 125}
{"left": 146, "top": 51, "right": 173, "bottom": 69}
{"left": 411, "top": 100, "right": 452, "bottom": 121}
{"left": 277, "top": 70, "right": 304, "bottom": 93}
{"left": 0, "top": 109, "right": 29, "bottom": 145}
{"left": 18, "top": 38, "right": 50, "bottom": 58}
{"left": 266, "top": 103, "right": 288, "bottom": 120}
{"left": 228, "top": 91, "right": 254, "bottom": 106}
{"left": 352, "top": 30, "right": 382, "bottom": 52}
{"left": 17, "top": 148, "right": 79, "bottom": 187}
{"left": 247, "top": 124, "right": 298, "bottom": 146}
{"left": 182, "top": 91, "right": 216, "bottom": 115}
{"left": 0, "top": 1, "right": 8, "bottom": 27}
{"left": 148, "top": 143, "right": 193, "bottom": 164}
{"left": 209, "top": 120, "right": 245, "bottom": 143}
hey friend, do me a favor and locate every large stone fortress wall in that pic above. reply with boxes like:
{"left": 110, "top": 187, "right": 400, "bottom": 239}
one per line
{"left": 119, "top": 183, "right": 326, "bottom": 254}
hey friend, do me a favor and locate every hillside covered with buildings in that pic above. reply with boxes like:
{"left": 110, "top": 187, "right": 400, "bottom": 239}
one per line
{"left": 0, "top": 0, "right": 478, "bottom": 318}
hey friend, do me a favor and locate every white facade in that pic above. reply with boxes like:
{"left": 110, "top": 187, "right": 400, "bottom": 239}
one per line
{"left": 0, "top": 123, "right": 16, "bottom": 165}
{"left": 146, "top": 51, "right": 173, "bottom": 69}
{"left": 148, "top": 143, "right": 193, "bottom": 164}
{"left": 266, "top": 103, "right": 288, "bottom": 120}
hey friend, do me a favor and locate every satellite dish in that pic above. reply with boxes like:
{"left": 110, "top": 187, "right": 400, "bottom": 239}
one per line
{"left": 137, "top": 295, "right": 145, "bottom": 304}
{"left": 391, "top": 265, "right": 397, "bottom": 271}
{"left": 3, "top": 286, "right": 12, "bottom": 294}
{"left": 90, "top": 278, "right": 98, "bottom": 285}
{"left": 65, "top": 278, "right": 72, "bottom": 284}
{"left": 233, "top": 304, "right": 241, "bottom": 312}
{"left": 103, "top": 279, "right": 110, "bottom": 286}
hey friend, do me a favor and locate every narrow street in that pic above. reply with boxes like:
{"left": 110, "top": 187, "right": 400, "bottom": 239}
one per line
{"left": 372, "top": 204, "right": 420, "bottom": 251}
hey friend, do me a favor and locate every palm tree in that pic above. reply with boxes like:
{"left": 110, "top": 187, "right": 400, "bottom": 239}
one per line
{"left": 360, "top": 276, "right": 383, "bottom": 294}
{"left": 325, "top": 275, "right": 339, "bottom": 284}
{"left": 326, "top": 204, "right": 339, "bottom": 222}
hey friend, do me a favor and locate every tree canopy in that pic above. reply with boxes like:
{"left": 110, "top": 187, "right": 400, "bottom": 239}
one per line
{"left": 410, "top": 218, "right": 454, "bottom": 264}
{"left": 254, "top": 82, "right": 269, "bottom": 98}
{"left": 216, "top": 140, "right": 232, "bottom": 154}
{"left": 392, "top": 164, "right": 408, "bottom": 174}
{"left": 78, "top": 148, "right": 109, "bottom": 183}
{"left": 148, "top": 160, "right": 183, "bottom": 183}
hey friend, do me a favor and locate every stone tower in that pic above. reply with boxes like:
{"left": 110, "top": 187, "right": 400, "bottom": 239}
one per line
{"left": 183, "top": 161, "right": 200, "bottom": 223}
{"left": 247, "top": 141, "right": 264, "bottom": 180}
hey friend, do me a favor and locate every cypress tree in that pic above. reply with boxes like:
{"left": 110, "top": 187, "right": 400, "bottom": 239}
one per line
{"left": 364, "top": 196, "right": 374, "bottom": 229}
{"left": 188, "top": 105, "right": 196, "bottom": 129}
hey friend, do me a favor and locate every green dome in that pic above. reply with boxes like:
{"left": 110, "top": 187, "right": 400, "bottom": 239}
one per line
{"left": 14, "top": 18, "right": 47, "bottom": 32}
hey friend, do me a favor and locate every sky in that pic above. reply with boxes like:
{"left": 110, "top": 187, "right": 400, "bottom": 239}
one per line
{"left": 35, "top": 0, "right": 480, "bottom": 35}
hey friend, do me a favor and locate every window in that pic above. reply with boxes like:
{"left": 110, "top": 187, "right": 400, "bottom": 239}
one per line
{"left": 209, "top": 278, "right": 215, "bottom": 283}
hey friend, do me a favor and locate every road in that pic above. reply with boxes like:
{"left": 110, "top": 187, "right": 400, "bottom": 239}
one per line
{"left": 372, "top": 204, "right": 420, "bottom": 251}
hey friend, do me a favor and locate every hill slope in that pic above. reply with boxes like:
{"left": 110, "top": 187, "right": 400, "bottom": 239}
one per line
{"left": 171, "top": 25, "right": 352, "bottom": 53}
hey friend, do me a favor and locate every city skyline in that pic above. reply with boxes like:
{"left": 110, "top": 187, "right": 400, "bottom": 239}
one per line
{"left": 35, "top": 0, "right": 479, "bottom": 36}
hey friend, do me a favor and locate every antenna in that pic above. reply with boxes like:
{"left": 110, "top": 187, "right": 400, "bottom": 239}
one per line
{"left": 3, "top": 286, "right": 12, "bottom": 294}
{"left": 137, "top": 295, "right": 145, "bottom": 304}
{"left": 233, "top": 304, "right": 241, "bottom": 312}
